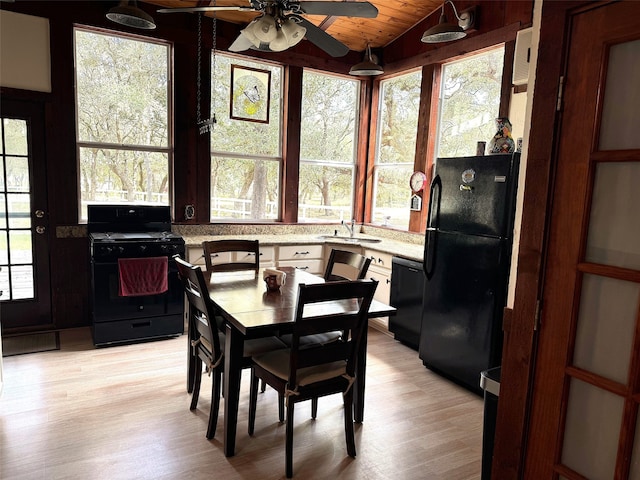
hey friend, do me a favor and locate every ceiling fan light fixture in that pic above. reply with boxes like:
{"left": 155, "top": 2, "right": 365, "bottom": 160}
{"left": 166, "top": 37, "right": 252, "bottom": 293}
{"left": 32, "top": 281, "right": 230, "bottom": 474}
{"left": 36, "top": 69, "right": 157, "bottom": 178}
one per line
{"left": 241, "top": 22, "right": 263, "bottom": 48}
{"left": 421, "top": 1, "right": 474, "bottom": 44}
{"left": 280, "top": 18, "right": 306, "bottom": 47}
{"left": 349, "top": 44, "right": 384, "bottom": 76}
{"left": 106, "top": 0, "right": 156, "bottom": 30}
{"left": 253, "top": 14, "right": 278, "bottom": 43}
{"left": 269, "top": 30, "right": 290, "bottom": 52}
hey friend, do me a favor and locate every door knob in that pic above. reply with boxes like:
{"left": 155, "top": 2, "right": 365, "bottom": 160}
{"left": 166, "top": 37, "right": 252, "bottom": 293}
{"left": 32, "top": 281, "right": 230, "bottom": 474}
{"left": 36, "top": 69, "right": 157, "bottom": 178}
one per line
{"left": 36, "top": 226, "right": 46, "bottom": 234}
{"left": 35, "top": 210, "right": 45, "bottom": 218}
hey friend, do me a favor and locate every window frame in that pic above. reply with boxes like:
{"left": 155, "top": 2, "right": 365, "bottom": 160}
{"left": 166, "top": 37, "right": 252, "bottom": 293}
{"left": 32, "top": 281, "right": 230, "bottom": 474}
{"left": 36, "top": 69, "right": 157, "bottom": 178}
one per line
{"left": 297, "top": 67, "right": 361, "bottom": 223}
{"left": 209, "top": 52, "right": 284, "bottom": 222}
{"left": 369, "top": 68, "right": 423, "bottom": 231}
{"left": 73, "top": 26, "right": 174, "bottom": 223}
{"left": 365, "top": 44, "right": 512, "bottom": 234}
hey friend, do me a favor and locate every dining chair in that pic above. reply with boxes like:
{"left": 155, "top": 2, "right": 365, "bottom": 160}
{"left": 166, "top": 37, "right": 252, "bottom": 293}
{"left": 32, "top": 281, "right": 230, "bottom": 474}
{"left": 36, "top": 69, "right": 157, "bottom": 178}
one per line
{"left": 202, "top": 239, "right": 275, "bottom": 393}
{"left": 175, "top": 256, "right": 224, "bottom": 439}
{"left": 202, "top": 239, "right": 260, "bottom": 272}
{"left": 280, "top": 249, "right": 372, "bottom": 349}
{"left": 175, "top": 256, "right": 287, "bottom": 438}
{"left": 323, "top": 248, "right": 372, "bottom": 282}
{"left": 248, "top": 279, "right": 378, "bottom": 478}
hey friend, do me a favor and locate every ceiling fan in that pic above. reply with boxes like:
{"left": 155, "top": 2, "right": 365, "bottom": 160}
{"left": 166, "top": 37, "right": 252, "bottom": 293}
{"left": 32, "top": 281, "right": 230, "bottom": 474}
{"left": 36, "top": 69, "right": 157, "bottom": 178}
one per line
{"left": 157, "top": 1, "right": 378, "bottom": 57}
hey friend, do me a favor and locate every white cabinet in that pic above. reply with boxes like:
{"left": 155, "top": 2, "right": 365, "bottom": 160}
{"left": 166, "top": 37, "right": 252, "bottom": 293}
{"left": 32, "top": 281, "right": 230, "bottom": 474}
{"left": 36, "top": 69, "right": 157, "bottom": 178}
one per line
{"left": 186, "top": 246, "right": 207, "bottom": 267}
{"left": 363, "top": 249, "right": 393, "bottom": 333}
{"left": 186, "top": 246, "right": 233, "bottom": 268}
{"left": 277, "top": 244, "right": 324, "bottom": 275}
{"left": 255, "top": 245, "right": 276, "bottom": 268}
{"left": 187, "top": 245, "right": 275, "bottom": 269}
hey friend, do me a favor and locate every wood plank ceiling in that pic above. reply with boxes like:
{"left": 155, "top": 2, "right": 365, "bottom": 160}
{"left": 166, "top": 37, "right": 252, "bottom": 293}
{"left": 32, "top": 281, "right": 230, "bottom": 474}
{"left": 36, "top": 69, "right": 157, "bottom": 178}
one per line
{"left": 143, "top": 0, "right": 444, "bottom": 52}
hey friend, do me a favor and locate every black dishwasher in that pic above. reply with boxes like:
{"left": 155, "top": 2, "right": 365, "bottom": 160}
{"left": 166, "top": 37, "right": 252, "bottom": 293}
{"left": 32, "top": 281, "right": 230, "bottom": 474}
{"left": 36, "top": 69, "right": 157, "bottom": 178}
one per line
{"left": 389, "top": 257, "right": 424, "bottom": 349}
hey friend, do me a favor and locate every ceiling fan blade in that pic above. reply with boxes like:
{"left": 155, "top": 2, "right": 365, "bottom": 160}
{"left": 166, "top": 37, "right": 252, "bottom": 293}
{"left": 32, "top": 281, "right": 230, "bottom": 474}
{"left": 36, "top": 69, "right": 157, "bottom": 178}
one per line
{"left": 294, "top": 16, "right": 349, "bottom": 57}
{"left": 157, "top": 6, "right": 256, "bottom": 14}
{"left": 297, "top": 1, "right": 378, "bottom": 18}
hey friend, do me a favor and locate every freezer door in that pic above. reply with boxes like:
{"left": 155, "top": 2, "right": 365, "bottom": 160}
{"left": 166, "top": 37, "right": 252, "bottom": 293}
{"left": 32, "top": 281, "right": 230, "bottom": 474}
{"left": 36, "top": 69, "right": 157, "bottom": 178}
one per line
{"left": 435, "top": 154, "right": 518, "bottom": 237}
{"left": 418, "top": 230, "right": 507, "bottom": 394}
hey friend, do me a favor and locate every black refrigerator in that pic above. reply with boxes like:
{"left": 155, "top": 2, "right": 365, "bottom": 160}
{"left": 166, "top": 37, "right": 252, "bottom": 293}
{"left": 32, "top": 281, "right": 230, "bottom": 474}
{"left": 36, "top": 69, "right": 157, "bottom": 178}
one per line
{"left": 419, "top": 153, "right": 519, "bottom": 394}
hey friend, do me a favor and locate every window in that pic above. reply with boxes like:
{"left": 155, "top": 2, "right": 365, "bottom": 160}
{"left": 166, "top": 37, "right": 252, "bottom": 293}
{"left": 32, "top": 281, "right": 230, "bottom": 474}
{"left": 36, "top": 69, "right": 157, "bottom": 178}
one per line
{"left": 1, "top": 118, "right": 32, "bottom": 300}
{"left": 436, "top": 47, "right": 505, "bottom": 157}
{"left": 75, "top": 28, "right": 171, "bottom": 221}
{"left": 210, "top": 54, "right": 283, "bottom": 221}
{"left": 372, "top": 70, "right": 422, "bottom": 230}
{"left": 299, "top": 70, "right": 359, "bottom": 223}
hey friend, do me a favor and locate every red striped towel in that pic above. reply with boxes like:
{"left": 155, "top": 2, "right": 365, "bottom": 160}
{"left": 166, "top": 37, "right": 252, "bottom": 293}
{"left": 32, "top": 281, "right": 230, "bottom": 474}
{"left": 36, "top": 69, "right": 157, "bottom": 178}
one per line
{"left": 118, "top": 256, "right": 168, "bottom": 297}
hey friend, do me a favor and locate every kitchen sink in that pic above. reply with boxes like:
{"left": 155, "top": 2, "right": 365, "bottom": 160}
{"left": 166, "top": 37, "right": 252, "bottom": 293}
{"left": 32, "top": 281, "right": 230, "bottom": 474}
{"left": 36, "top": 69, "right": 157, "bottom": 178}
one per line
{"left": 317, "top": 235, "right": 382, "bottom": 244}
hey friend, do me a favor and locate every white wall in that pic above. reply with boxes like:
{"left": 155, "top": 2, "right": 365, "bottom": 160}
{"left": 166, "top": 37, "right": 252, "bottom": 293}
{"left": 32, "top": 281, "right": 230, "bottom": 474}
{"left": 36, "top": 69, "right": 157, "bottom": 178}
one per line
{"left": 0, "top": 10, "right": 51, "bottom": 92}
{"left": 507, "top": 0, "right": 544, "bottom": 308}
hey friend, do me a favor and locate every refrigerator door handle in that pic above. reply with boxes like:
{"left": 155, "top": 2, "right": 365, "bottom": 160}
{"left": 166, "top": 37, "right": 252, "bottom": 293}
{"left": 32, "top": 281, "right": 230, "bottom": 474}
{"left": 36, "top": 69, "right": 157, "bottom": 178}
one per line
{"left": 424, "top": 175, "right": 442, "bottom": 279}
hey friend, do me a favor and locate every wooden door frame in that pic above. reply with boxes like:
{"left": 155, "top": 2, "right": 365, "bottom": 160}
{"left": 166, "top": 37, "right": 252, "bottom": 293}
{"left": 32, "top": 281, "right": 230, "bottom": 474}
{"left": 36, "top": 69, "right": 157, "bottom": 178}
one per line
{"left": 0, "top": 95, "right": 53, "bottom": 332}
{"left": 491, "top": 1, "right": 613, "bottom": 478}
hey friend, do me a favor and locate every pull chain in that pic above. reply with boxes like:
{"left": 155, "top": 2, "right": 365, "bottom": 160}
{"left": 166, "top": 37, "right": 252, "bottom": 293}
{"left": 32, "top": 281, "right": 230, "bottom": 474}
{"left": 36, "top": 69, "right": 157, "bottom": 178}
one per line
{"left": 197, "top": 10, "right": 217, "bottom": 135}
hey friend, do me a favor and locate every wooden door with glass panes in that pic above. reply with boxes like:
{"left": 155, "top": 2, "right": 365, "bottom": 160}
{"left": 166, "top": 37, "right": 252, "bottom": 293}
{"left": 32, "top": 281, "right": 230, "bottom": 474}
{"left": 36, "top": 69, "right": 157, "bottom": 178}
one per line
{"left": 523, "top": 2, "right": 640, "bottom": 479}
{"left": 0, "top": 99, "right": 51, "bottom": 331}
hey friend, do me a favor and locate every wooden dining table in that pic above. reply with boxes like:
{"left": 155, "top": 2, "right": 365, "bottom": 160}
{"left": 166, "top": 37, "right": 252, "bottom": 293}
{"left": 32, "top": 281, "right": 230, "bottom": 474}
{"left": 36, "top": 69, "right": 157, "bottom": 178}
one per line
{"left": 203, "top": 266, "right": 396, "bottom": 457}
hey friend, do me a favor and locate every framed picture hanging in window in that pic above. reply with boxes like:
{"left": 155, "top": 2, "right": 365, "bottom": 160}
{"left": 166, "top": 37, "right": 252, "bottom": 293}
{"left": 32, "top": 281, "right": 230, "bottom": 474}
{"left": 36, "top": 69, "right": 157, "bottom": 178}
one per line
{"left": 230, "top": 64, "right": 271, "bottom": 124}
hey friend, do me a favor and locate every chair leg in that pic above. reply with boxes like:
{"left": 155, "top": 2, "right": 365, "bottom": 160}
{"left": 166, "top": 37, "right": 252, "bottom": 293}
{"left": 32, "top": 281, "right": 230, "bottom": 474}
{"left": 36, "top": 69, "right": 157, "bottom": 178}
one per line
{"left": 311, "top": 397, "right": 318, "bottom": 419}
{"left": 285, "top": 400, "right": 295, "bottom": 478}
{"left": 278, "top": 392, "right": 285, "bottom": 423}
{"left": 248, "top": 367, "right": 259, "bottom": 436}
{"left": 190, "top": 358, "right": 202, "bottom": 411}
{"left": 206, "top": 368, "right": 222, "bottom": 440}
{"left": 343, "top": 387, "right": 356, "bottom": 458}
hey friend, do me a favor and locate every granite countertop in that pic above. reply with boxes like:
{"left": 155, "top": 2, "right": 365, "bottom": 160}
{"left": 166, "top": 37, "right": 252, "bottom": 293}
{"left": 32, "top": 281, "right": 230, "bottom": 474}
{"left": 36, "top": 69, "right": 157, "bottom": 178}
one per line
{"left": 181, "top": 233, "right": 424, "bottom": 262}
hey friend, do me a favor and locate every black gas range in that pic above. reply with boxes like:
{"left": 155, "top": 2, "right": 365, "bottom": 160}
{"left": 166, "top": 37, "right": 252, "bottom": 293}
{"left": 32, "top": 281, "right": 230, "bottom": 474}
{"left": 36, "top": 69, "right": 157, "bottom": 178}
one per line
{"left": 88, "top": 205, "right": 185, "bottom": 346}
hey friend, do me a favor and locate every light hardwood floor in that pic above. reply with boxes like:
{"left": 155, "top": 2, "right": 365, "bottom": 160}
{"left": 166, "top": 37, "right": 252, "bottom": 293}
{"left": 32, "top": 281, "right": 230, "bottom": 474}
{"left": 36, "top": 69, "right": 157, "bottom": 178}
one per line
{"left": 0, "top": 327, "right": 483, "bottom": 480}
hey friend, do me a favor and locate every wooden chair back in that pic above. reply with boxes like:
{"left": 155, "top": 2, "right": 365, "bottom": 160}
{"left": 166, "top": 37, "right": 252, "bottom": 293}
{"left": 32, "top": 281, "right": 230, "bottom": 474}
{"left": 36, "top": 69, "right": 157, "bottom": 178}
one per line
{"left": 202, "top": 239, "right": 260, "bottom": 273}
{"left": 288, "top": 280, "right": 378, "bottom": 385}
{"left": 175, "top": 256, "right": 222, "bottom": 359}
{"left": 323, "top": 248, "right": 372, "bottom": 282}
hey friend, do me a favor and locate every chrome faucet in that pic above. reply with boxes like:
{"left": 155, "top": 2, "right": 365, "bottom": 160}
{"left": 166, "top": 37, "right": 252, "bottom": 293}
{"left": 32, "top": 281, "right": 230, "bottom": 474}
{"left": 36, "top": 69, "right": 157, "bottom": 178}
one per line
{"left": 342, "top": 219, "right": 356, "bottom": 238}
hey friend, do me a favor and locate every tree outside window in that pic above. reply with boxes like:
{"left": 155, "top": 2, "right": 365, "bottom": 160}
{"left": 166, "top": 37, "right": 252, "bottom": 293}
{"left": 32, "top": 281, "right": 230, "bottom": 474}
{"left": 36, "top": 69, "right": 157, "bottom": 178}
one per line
{"left": 372, "top": 70, "right": 422, "bottom": 230}
{"left": 299, "top": 70, "right": 359, "bottom": 223}
{"left": 210, "top": 54, "right": 282, "bottom": 221}
{"left": 436, "top": 47, "right": 505, "bottom": 157}
{"left": 75, "top": 28, "right": 171, "bottom": 222}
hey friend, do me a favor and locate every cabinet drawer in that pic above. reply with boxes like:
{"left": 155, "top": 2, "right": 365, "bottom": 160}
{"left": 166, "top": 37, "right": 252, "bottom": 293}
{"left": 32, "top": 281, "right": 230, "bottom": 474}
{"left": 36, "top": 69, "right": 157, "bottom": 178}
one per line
{"left": 258, "top": 245, "right": 275, "bottom": 265}
{"left": 278, "top": 244, "right": 323, "bottom": 260}
{"left": 188, "top": 247, "right": 233, "bottom": 268}
{"left": 278, "top": 259, "right": 324, "bottom": 275}
{"left": 364, "top": 249, "right": 393, "bottom": 269}
{"left": 187, "top": 247, "right": 206, "bottom": 266}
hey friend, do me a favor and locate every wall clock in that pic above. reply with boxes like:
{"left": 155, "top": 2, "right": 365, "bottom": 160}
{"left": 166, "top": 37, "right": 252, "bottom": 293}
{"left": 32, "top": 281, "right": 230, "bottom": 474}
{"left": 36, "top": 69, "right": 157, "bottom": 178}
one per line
{"left": 410, "top": 171, "right": 427, "bottom": 192}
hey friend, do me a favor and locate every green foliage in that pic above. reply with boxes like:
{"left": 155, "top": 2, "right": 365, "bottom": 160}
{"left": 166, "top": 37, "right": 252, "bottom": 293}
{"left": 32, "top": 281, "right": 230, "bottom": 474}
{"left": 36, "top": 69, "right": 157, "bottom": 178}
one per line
{"left": 75, "top": 29, "right": 170, "bottom": 218}
{"left": 437, "top": 48, "right": 505, "bottom": 157}
{"left": 298, "top": 70, "right": 359, "bottom": 221}
{"left": 377, "top": 71, "right": 422, "bottom": 165}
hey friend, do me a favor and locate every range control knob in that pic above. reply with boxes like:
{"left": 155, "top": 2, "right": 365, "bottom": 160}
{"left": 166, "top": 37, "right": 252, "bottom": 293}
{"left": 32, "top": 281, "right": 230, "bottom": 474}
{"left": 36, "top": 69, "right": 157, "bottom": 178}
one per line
{"left": 139, "top": 245, "right": 147, "bottom": 253}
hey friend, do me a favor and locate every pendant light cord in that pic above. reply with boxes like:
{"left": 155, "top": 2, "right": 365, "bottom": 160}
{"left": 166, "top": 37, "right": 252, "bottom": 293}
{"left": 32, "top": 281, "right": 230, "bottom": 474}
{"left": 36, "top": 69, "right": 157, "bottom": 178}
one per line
{"left": 196, "top": 6, "right": 217, "bottom": 135}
